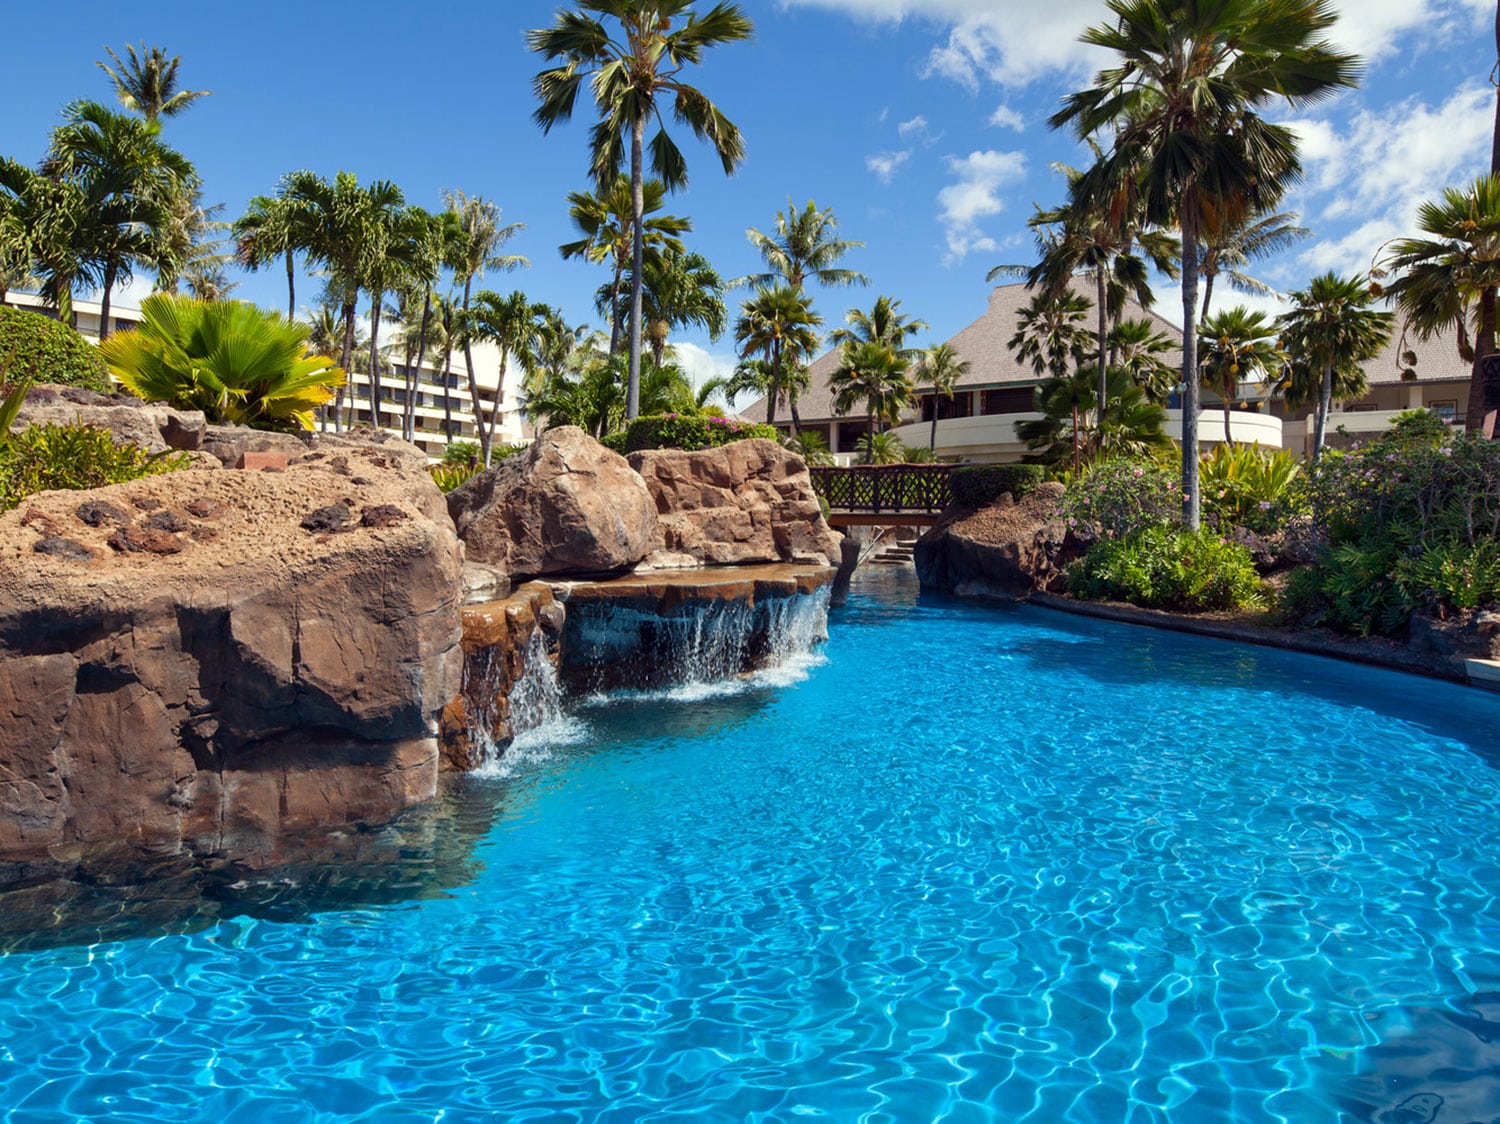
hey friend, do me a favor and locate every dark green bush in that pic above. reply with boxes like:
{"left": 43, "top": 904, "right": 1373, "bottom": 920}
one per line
{"left": 600, "top": 431, "right": 628, "bottom": 454}
{"left": 1068, "top": 526, "right": 1264, "bottom": 612}
{"left": 949, "top": 463, "right": 1045, "bottom": 507}
{"left": 0, "top": 422, "right": 190, "bottom": 512}
{"left": 621, "top": 413, "right": 780, "bottom": 453}
{"left": 0, "top": 307, "right": 112, "bottom": 392}
{"left": 442, "top": 439, "right": 480, "bottom": 465}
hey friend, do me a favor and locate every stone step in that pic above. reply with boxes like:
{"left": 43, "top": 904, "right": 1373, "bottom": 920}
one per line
{"left": 1466, "top": 658, "right": 1500, "bottom": 691}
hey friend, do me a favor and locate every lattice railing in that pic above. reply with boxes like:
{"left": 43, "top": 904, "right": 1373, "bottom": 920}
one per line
{"left": 809, "top": 465, "right": 954, "bottom": 513}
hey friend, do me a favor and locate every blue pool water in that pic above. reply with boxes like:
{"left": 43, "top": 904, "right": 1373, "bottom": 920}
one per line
{"left": 5, "top": 570, "right": 1500, "bottom": 1122}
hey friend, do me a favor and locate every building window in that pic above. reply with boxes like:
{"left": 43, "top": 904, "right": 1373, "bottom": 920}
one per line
{"left": 981, "top": 387, "right": 1035, "bottom": 415}
{"left": 1430, "top": 399, "right": 1458, "bottom": 422}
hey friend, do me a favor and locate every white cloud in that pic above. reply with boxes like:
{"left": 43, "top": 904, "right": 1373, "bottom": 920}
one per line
{"left": 866, "top": 149, "right": 913, "bottom": 183}
{"left": 936, "top": 149, "right": 1027, "bottom": 262}
{"left": 671, "top": 341, "right": 738, "bottom": 396}
{"left": 988, "top": 103, "right": 1025, "bottom": 131}
{"left": 1150, "top": 283, "right": 1292, "bottom": 330}
{"left": 898, "top": 114, "right": 929, "bottom": 140}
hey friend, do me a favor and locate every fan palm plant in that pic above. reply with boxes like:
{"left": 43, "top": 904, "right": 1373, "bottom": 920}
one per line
{"left": 1198, "top": 210, "right": 1308, "bottom": 320}
{"left": 1052, "top": 0, "right": 1360, "bottom": 526}
{"left": 529, "top": 0, "right": 753, "bottom": 421}
{"left": 1198, "top": 306, "right": 1284, "bottom": 445}
{"left": 1108, "top": 317, "right": 1176, "bottom": 401}
{"left": 99, "top": 294, "right": 343, "bottom": 430}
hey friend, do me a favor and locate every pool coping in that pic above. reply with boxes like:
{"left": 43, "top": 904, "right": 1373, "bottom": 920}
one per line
{"left": 1026, "top": 591, "right": 1494, "bottom": 691}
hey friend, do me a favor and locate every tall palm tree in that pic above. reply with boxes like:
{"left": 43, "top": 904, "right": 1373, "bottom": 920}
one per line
{"left": 469, "top": 289, "right": 546, "bottom": 465}
{"left": 829, "top": 340, "right": 913, "bottom": 462}
{"left": 1378, "top": 174, "right": 1500, "bottom": 433}
{"left": 1052, "top": 0, "right": 1360, "bottom": 527}
{"left": 733, "top": 199, "right": 870, "bottom": 290}
{"left": 636, "top": 247, "right": 727, "bottom": 367}
{"left": 830, "top": 295, "right": 928, "bottom": 360}
{"left": 361, "top": 204, "right": 426, "bottom": 430}
{"left": 444, "top": 189, "right": 528, "bottom": 442}
{"left": 735, "top": 284, "right": 821, "bottom": 429}
{"left": 1198, "top": 210, "right": 1308, "bottom": 320}
{"left": 915, "top": 342, "right": 970, "bottom": 453}
{"left": 1276, "top": 272, "right": 1392, "bottom": 461}
{"left": 1198, "top": 306, "right": 1284, "bottom": 445}
{"left": 1008, "top": 289, "right": 1092, "bottom": 379}
{"left": 530, "top": 0, "right": 754, "bottom": 421}
{"left": 561, "top": 176, "right": 689, "bottom": 353}
{"left": 234, "top": 187, "right": 305, "bottom": 318}
{"left": 41, "top": 100, "right": 196, "bottom": 338}
{"left": 97, "top": 44, "right": 210, "bottom": 122}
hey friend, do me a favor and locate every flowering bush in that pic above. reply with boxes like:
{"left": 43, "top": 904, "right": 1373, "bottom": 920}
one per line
{"left": 1199, "top": 444, "right": 1305, "bottom": 534}
{"left": 621, "top": 413, "right": 781, "bottom": 453}
{"left": 1060, "top": 457, "right": 1180, "bottom": 539}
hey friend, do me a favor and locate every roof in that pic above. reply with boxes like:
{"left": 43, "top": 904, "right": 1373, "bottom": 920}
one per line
{"left": 1363, "top": 318, "right": 1471, "bottom": 385}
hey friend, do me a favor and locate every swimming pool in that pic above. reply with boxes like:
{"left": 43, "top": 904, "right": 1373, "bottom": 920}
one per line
{"left": 3, "top": 570, "right": 1500, "bottom": 1122}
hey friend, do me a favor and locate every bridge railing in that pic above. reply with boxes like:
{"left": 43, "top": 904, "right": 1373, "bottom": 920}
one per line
{"left": 809, "top": 464, "right": 954, "bottom": 513}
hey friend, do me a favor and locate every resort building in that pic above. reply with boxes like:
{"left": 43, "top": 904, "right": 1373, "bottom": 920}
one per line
{"left": 746, "top": 281, "right": 1471, "bottom": 464}
{"left": 1, "top": 292, "right": 529, "bottom": 460}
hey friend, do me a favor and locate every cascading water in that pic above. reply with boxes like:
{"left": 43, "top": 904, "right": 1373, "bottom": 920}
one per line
{"left": 462, "top": 628, "right": 569, "bottom": 774}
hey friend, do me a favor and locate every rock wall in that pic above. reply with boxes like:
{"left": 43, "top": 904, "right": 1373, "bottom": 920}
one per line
{"left": 0, "top": 443, "right": 463, "bottom": 881}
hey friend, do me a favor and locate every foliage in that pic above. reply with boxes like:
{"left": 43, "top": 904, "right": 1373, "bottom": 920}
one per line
{"left": 99, "top": 294, "right": 343, "bottom": 430}
{"left": 734, "top": 199, "right": 869, "bottom": 290}
{"left": 428, "top": 461, "right": 483, "bottom": 494}
{"left": 854, "top": 430, "right": 908, "bottom": 465}
{"left": 1069, "top": 526, "right": 1264, "bottom": 612}
{"left": 1396, "top": 540, "right": 1500, "bottom": 615}
{"left": 1017, "top": 367, "right": 1170, "bottom": 467}
{"left": 1061, "top": 457, "right": 1179, "bottom": 539}
{"left": 1199, "top": 443, "right": 1303, "bottom": 535}
{"left": 442, "top": 439, "right": 481, "bottom": 465}
{"left": 785, "top": 430, "right": 834, "bottom": 466}
{"left": 950, "top": 464, "right": 1045, "bottom": 507}
{"left": 0, "top": 307, "right": 111, "bottom": 391}
{"left": 621, "top": 413, "right": 779, "bottom": 453}
{"left": 0, "top": 419, "right": 189, "bottom": 513}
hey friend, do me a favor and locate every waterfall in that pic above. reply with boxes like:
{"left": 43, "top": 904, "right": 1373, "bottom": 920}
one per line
{"left": 462, "top": 628, "right": 570, "bottom": 773}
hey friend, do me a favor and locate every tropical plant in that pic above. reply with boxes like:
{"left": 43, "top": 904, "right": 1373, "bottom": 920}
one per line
{"left": 830, "top": 295, "right": 928, "bottom": 360}
{"left": 733, "top": 199, "right": 869, "bottom": 290}
{"left": 0, "top": 419, "right": 189, "bottom": 514}
{"left": 234, "top": 185, "right": 306, "bottom": 319}
{"left": 621, "top": 412, "right": 778, "bottom": 452}
{"left": 1377, "top": 174, "right": 1500, "bottom": 432}
{"left": 1061, "top": 456, "right": 1181, "bottom": 537}
{"left": 1197, "top": 209, "right": 1308, "bottom": 320}
{"left": 529, "top": 0, "right": 753, "bottom": 421}
{"left": 914, "top": 342, "right": 969, "bottom": 453}
{"left": 950, "top": 464, "right": 1046, "bottom": 507}
{"left": 1108, "top": 317, "right": 1176, "bottom": 401}
{"left": 468, "top": 289, "right": 546, "bottom": 464}
{"left": 0, "top": 306, "right": 111, "bottom": 391}
{"left": 828, "top": 340, "right": 912, "bottom": 462}
{"left": 1018, "top": 368, "right": 1170, "bottom": 470}
{"left": 1198, "top": 443, "right": 1303, "bottom": 534}
{"left": 635, "top": 247, "right": 727, "bottom": 367}
{"left": 1053, "top": 0, "right": 1360, "bottom": 528}
{"left": 1008, "top": 289, "right": 1093, "bottom": 380}
{"left": 1069, "top": 525, "right": 1264, "bottom": 611}
{"left": 1198, "top": 306, "right": 1284, "bottom": 445}
{"left": 96, "top": 43, "right": 210, "bottom": 121}
{"left": 360, "top": 203, "right": 428, "bottom": 431}
{"left": 854, "top": 430, "right": 908, "bottom": 465}
{"left": 1275, "top": 272, "right": 1392, "bottom": 461}
{"left": 735, "top": 284, "right": 821, "bottom": 428}
{"left": 784, "top": 429, "right": 834, "bottom": 466}
{"left": 98, "top": 294, "right": 344, "bottom": 430}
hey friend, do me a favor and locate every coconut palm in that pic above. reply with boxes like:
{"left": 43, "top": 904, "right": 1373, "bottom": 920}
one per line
{"left": 154, "top": 188, "right": 230, "bottom": 297}
{"left": 234, "top": 186, "right": 306, "bottom": 319}
{"left": 915, "top": 342, "right": 970, "bottom": 453}
{"left": 100, "top": 294, "right": 342, "bottom": 429}
{"left": 530, "top": 0, "right": 753, "bottom": 421}
{"left": 361, "top": 204, "right": 427, "bottom": 430}
{"left": 828, "top": 340, "right": 913, "bottom": 462}
{"left": 96, "top": 43, "right": 210, "bottom": 122}
{"left": 1378, "top": 174, "right": 1500, "bottom": 433}
{"left": 561, "top": 176, "right": 690, "bottom": 353}
{"left": 1053, "top": 0, "right": 1360, "bottom": 527}
{"left": 1198, "top": 306, "right": 1284, "bottom": 445}
{"left": 636, "top": 247, "right": 727, "bottom": 367}
{"left": 469, "top": 289, "right": 547, "bottom": 464}
{"left": 1198, "top": 209, "right": 1308, "bottom": 320}
{"left": 1008, "top": 289, "right": 1093, "bottom": 379}
{"left": 733, "top": 199, "right": 870, "bottom": 291}
{"left": 0, "top": 161, "right": 60, "bottom": 307}
{"left": 734, "top": 284, "right": 821, "bottom": 429}
{"left": 829, "top": 295, "right": 928, "bottom": 362}
{"left": 40, "top": 100, "right": 196, "bottom": 338}
{"left": 1276, "top": 272, "right": 1392, "bottom": 462}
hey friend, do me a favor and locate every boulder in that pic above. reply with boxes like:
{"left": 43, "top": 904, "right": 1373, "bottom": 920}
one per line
{"left": 0, "top": 441, "right": 464, "bottom": 880}
{"left": 201, "top": 423, "right": 431, "bottom": 471}
{"left": 13, "top": 384, "right": 206, "bottom": 453}
{"left": 915, "top": 482, "right": 1090, "bottom": 599}
{"left": 447, "top": 426, "right": 657, "bottom": 580}
{"left": 627, "top": 439, "right": 842, "bottom": 568}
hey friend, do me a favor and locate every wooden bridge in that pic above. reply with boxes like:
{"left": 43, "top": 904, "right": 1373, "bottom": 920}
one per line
{"left": 809, "top": 464, "right": 954, "bottom": 526}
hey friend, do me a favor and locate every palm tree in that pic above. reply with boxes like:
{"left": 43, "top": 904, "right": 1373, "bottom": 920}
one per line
{"left": 1378, "top": 174, "right": 1500, "bottom": 433}
{"left": 361, "top": 204, "right": 426, "bottom": 430}
{"left": 1198, "top": 306, "right": 1284, "bottom": 445}
{"left": 734, "top": 284, "right": 821, "bottom": 428}
{"left": 733, "top": 199, "right": 870, "bottom": 290}
{"left": 469, "top": 289, "right": 546, "bottom": 465}
{"left": 1108, "top": 317, "right": 1177, "bottom": 401}
{"left": 915, "top": 342, "right": 970, "bottom": 453}
{"left": 1276, "top": 273, "right": 1391, "bottom": 461}
{"left": 96, "top": 44, "right": 210, "bottom": 122}
{"left": 561, "top": 176, "right": 689, "bottom": 353}
{"left": 41, "top": 100, "right": 196, "bottom": 338}
{"left": 829, "top": 340, "right": 913, "bottom": 462}
{"left": 1008, "top": 289, "right": 1092, "bottom": 379}
{"left": 830, "top": 295, "right": 928, "bottom": 360}
{"left": 0, "top": 161, "right": 61, "bottom": 308}
{"left": 1017, "top": 367, "right": 1170, "bottom": 469}
{"left": 530, "top": 0, "right": 754, "bottom": 421}
{"left": 1052, "top": 0, "right": 1360, "bottom": 527}
{"left": 234, "top": 186, "right": 306, "bottom": 319}
{"left": 632, "top": 247, "right": 727, "bottom": 368}
{"left": 1198, "top": 210, "right": 1308, "bottom": 320}
{"left": 445, "top": 189, "right": 528, "bottom": 442}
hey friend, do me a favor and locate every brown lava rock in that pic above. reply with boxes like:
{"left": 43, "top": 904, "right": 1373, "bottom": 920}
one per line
{"left": 108, "top": 526, "right": 184, "bottom": 555}
{"left": 361, "top": 504, "right": 409, "bottom": 529}
{"left": 76, "top": 500, "right": 129, "bottom": 528}
{"left": 185, "top": 499, "right": 220, "bottom": 519}
{"left": 301, "top": 502, "right": 353, "bottom": 533}
{"left": 32, "top": 537, "right": 93, "bottom": 562}
{"left": 143, "top": 511, "right": 188, "bottom": 533}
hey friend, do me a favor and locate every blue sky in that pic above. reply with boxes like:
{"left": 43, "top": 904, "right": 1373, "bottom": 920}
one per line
{"left": 2, "top": 0, "right": 1494, "bottom": 386}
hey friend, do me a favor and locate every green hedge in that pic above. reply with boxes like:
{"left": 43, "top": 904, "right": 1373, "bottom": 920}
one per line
{"left": 0, "top": 306, "right": 112, "bottom": 392}
{"left": 950, "top": 463, "right": 1045, "bottom": 507}
{"left": 1068, "top": 526, "right": 1264, "bottom": 613}
{"left": 0, "top": 423, "right": 189, "bottom": 513}
{"left": 621, "top": 413, "right": 780, "bottom": 453}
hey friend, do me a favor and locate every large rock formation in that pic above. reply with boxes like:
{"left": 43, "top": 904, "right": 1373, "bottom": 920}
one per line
{"left": 915, "top": 482, "right": 1092, "bottom": 599}
{"left": 0, "top": 442, "right": 463, "bottom": 881}
{"left": 447, "top": 426, "right": 658, "bottom": 580}
{"left": 628, "top": 439, "right": 842, "bottom": 568}
{"left": 13, "top": 384, "right": 206, "bottom": 454}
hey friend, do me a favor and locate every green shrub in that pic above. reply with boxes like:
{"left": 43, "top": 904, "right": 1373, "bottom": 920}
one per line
{"left": 1069, "top": 526, "right": 1264, "bottom": 612}
{"left": 1396, "top": 540, "right": 1500, "bottom": 614}
{"left": 621, "top": 413, "right": 780, "bottom": 453}
{"left": 854, "top": 430, "right": 909, "bottom": 465}
{"left": 1060, "top": 458, "right": 1179, "bottom": 537}
{"left": 442, "top": 439, "right": 480, "bottom": 465}
{"left": 0, "top": 422, "right": 190, "bottom": 513}
{"left": 1199, "top": 443, "right": 1305, "bottom": 534}
{"left": 949, "top": 463, "right": 1045, "bottom": 507}
{"left": 428, "top": 462, "right": 483, "bottom": 493}
{"left": 0, "top": 307, "right": 112, "bottom": 392}
{"left": 1280, "top": 542, "right": 1413, "bottom": 636}
{"left": 785, "top": 430, "right": 834, "bottom": 466}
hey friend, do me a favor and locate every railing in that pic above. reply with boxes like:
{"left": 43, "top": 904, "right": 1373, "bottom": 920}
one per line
{"left": 809, "top": 464, "right": 954, "bottom": 513}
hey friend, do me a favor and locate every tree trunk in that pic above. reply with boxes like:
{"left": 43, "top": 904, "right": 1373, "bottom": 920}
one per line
{"left": 865, "top": 409, "right": 875, "bottom": 464}
{"left": 929, "top": 402, "right": 939, "bottom": 453}
{"left": 626, "top": 116, "right": 646, "bottom": 421}
{"left": 482, "top": 355, "right": 508, "bottom": 467}
{"left": 608, "top": 258, "right": 624, "bottom": 355}
{"left": 1312, "top": 360, "right": 1334, "bottom": 463}
{"left": 1200, "top": 271, "right": 1216, "bottom": 322}
{"left": 1466, "top": 285, "right": 1497, "bottom": 432}
{"left": 1095, "top": 264, "right": 1108, "bottom": 450}
{"left": 1179, "top": 216, "right": 1201, "bottom": 530}
{"left": 410, "top": 291, "right": 433, "bottom": 443}
{"left": 285, "top": 249, "right": 296, "bottom": 320}
{"left": 1223, "top": 393, "right": 1234, "bottom": 448}
{"left": 460, "top": 275, "right": 488, "bottom": 464}
{"left": 337, "top": 299, "right": 357, "bottom": 433}
{"left": 400, "top": 339, "right": 417, "bottom": 443}
{"left": 440, "top": 343, "right": 455, "bottom": 440}
{"left": 367, "top": 293, "right": 383, "bottom": 431}
{"left": 98, "top": 261, "right": 115, "bottom": 341}
{"left": 1493, "top": 0, "right": 1500, "bottom": 174}
{"left": 788, "top": 395, "right": 801, "bottom": 436}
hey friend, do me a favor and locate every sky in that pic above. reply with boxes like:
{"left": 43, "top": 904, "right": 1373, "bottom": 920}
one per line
{"left": 2, "top": 0, "right": 1495, "bottom": 389}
